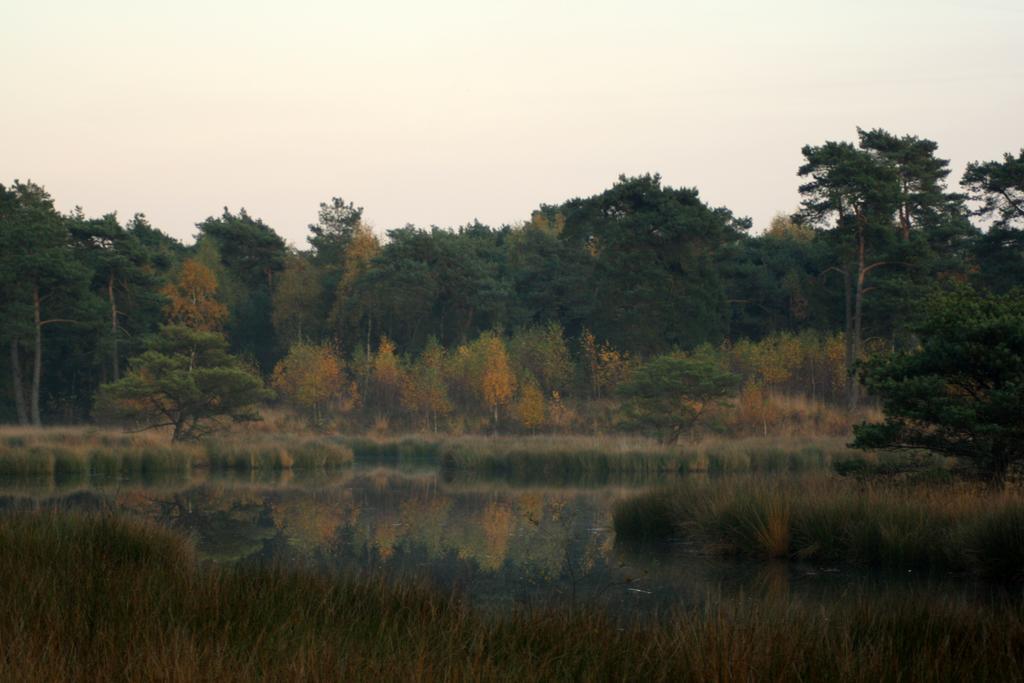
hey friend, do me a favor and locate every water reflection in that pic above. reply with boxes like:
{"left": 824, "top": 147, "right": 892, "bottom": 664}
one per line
{"left": 0, "top": 466, "right": 1018, "bottom": 616}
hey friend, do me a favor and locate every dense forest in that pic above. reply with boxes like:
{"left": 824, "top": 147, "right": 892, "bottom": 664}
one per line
{"left": 1, "top": 128, "right": 1021, "bottom": 436}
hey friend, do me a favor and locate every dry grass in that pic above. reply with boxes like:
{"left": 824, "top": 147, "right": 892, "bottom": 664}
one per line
{"left": 0, "top": 427, "right": 897, "bottom": 483}
{"left": 436, "top": 436, "right": 868, "bottom": 479}
{"left": 0, "top": 428, "right": 353, "bottom": 483}
{"left": 721, "top": 390, "right": 882, "bottom": 438}
{"left": 2, "top": 512, "right": 1023, "bottom": 681}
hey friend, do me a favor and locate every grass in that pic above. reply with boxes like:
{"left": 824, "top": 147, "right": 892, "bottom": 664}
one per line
{"left": 613, "top": 474, "right": 1024, "bottom": 578}
{"left": 2, "top": 427, "right": 897, "bottom": 483}
{"left": 1, "top": 512, "right": 1023, "bottom": 681}
{"left": 0, "top": 428, "right": 354, "bottom": 483}
{"left": 345, "top": 433, "right": 868, "bottom": 478}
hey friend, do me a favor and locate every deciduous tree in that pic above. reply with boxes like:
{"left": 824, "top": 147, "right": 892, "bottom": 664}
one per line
{"left": 271, "top": 343, "right": 346, "bottom": 426}
{"left": 162, "top": 260, "right": 228, "bottom": 332}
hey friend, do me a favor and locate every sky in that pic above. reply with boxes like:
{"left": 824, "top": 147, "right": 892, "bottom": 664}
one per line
{"left": 2, "top": 0, "right": 1021, "bottom": 246}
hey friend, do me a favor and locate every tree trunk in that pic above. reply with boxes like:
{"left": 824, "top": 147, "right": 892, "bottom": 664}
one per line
{"left": 898, "top": 179, "right": 911, "bottom": 241}
{"left": 843, "top": 221, "right": 872, "bottom": 411}
{"left": 172, "top": 415, "right": 186, "bottom": 442}
{"left": 108, "top": 273, "right": 120, "bottom": 381}
{"left": 31, "top": 286, "right": 43, "bottom": 427}
{"left": 842, "top": 269, "right": 857, "bottom": 411}
{"left": 809, "top": 353, "right": 817, "bottom": 403}
{"left": 9, "top": 339, "right": 28, "bottom": 426}
{"left": 899, "top": 204, "right": 911, "bottom": 242}
{"left": 366, "top": 314, "right": 372, "bottom": 359}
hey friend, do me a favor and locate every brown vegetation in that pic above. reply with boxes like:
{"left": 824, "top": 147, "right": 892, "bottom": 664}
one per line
{"left": 2, "top": 513, "right": 1022, "bottom": 682}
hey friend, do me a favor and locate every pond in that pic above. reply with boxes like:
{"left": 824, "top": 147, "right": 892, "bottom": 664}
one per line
{"left": 0, "top": 460, "right": 1016, "bottom": 618}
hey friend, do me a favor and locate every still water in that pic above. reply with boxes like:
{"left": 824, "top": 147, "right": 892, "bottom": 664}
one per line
{"left": 0, "top": 461, "right": 1015, "bottom": 616}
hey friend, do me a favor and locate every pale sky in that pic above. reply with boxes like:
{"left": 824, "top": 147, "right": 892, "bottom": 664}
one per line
{"left": 2, "top": 0, "right": 1021, "bottom": 245}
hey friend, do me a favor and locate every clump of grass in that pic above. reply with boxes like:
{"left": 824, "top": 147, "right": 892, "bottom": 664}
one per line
{"left": 344, "top": 436, "right": 443, "bottom": 462}
{"left": 204, "top": 441, "right": 286, "bottom": 470}
{"left": 686, "top": 436, "right": 854, "bottom": 474}
{"left": 614, "top": 475, "right": 1024, "bottom": 577}
{"left": 2, "top": 512, "right": 1024, "bottom": 682}
{"left": 288, "top": 440, "right": 354, "bottom": 469}
{"left": 0, "top": 446, "right": 54, "bottom": 477}
{"left": 52, "top": 448, "right": 89, "bottom": 485}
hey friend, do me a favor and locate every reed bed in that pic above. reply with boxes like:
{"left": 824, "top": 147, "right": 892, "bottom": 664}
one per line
{"left": 614, "top": 474, "right": 1024, "bottom": 578}
{"left": 0, "top": 428, "right": 353, "bottom": 483}
{"left": 1, "top": 512, "right": 1022, "bottom": 682}
{"left": 347, "top": 433, "right": 865, "bottom": 477}
{"left": 0, "top": 428, "right": 903, "bottom": 486}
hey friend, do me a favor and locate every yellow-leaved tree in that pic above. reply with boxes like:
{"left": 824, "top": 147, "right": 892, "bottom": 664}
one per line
{"left": 476, "top": 332, "right": 515, "bottom": 430}
{"left": 328, "top": 225, "right": 382, "bottom": 355}
{"left": 368, "top": 336, "right": 405, "bottom": 423}
{"left": 162, "top": 259, "right": 228, "bottom": 331}
{"left": 401, "top": 338, "right": 452, "bottom": 432}
{"left": 271, "top": 343, "right": 346, "bottom": 426}
{"left": 512, "top": 375, "right": 546, "bottom": 432}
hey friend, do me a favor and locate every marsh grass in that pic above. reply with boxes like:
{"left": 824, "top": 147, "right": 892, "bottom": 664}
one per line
{"left": 0, "top": 429, "right": 354, "bottom": 485}
{"left": 342, "top": 435, "right": 444, "bottom": 462}
{"left": 1, "top": 512, "right": 1023, "bottom": 682}
{"left": 366, "top": 434, "right": 864, "bottom": 477}
{"left": 614, "top": 475, "right": 1024, "bottom": 578}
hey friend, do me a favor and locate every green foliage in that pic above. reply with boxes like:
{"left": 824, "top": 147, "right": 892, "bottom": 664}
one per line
{"left": 561, "top": 174, "right": 749, "bottom": 354}
{"left": 196, "top": 208, "right": 287, "bottom": 372}
{"left": 2, "top": 131, "right": 1022, "bottom": 430}
{"left": 307, "top": 196, "right": 364, "bottom": 266}
{"left": 96, "top": 325, "right": 270, "bottom": 441}
{"left": 963, "top": 149, "right": 1024, "bottom": 292}
{"left": 271, "top": 254, "right": 325, "bottom": 346}
{"left": 853, "top": 286, "right": 1024, "bottom": 483}
{"left": 617, "top": 352, "right": 740, "bottom": 443}
{"left": 962, "top": 149, "right": 1024, "bottom": 230}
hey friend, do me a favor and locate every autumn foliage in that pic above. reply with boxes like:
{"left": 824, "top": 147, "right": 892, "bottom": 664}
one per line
{"left": 161, "top": 260, "right": 228, "bottom": 332}
{"left": 272, "top": 344, "right": 347, "bottom": 426}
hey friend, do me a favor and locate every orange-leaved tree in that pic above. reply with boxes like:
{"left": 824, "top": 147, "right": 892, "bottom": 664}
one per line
{"left": 271, "top": 343, "right": 346, "bottom": 426}
{"left": 162, "top": 259, "right": 228, "bottom": 331}
{"left": 512, "top": 375, "right": 546, "bottom": 432}
{"left": 400, "top": 338, "right": 452, "bottom": 432}
{"left": 477, "top": 332, "right": 516, "bottom": 430}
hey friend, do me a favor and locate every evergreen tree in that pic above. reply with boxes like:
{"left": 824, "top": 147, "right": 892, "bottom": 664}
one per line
{"left": 96, "top": 325, "right": 269, "bottom": 441}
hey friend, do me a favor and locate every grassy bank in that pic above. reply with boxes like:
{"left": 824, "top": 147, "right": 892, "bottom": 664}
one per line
{"left": 0, "top": 428, "right": 905, "bottom": 485}
{"left": 613, "top": 475, "right": 1024, "bottom": 578}
{"left": 1, "top": 512, "right": 1022, "bottom": 681}
{"left": 348, "top": 433, "right": 864, "bottom": 476}
{"left": 0, "top": 429, "right": 354, "bottom": 483}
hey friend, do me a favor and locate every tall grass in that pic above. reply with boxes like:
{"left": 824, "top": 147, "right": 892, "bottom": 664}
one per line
{"left": 614, "top": 474, "right": 1024, "bottom": 578}
{"left": 0, "top": 429, "right": 354, "bottom": 483}
{"left": 0, "top": 428, "right": 911, "bottom": 485}
{"left": 1, "top": 512, "right": 1022, "bottom": 681}
{"left": 349, "top": 433, "right": 865, "bottom": 477}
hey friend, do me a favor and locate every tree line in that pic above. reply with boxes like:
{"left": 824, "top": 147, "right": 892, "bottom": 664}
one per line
{"left": 1, "top": 128, "right": 1021, "bottom": 435}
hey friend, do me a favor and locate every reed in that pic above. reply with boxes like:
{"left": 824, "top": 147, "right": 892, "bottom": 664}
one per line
{"left": 613, "top": 474, "right": 1024, "bottom": 578}
{"left": 353, "top": 433, "right": 863, "bottom": 477}
{"left": 0, "top": 428, "right": 354, "bottom": 484}
{"left": 1, "top": 512, "right": 1022, "bottom": 682}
